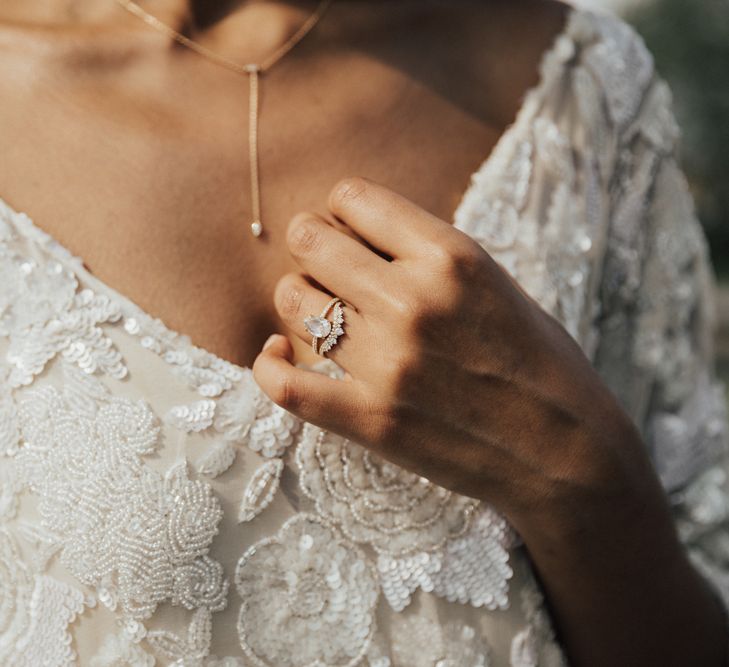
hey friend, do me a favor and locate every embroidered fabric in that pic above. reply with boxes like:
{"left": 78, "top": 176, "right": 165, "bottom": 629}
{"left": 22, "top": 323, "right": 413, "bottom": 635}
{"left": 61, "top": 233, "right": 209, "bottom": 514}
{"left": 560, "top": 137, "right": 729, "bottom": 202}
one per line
{"left": 0, "top": 6, "right": 727, "bottom": 666}
{"left": 0, "top": 529, "right": 86, "bottom": 666}
{"left": 235, "top": 513, "right": 379, "bottom": 667}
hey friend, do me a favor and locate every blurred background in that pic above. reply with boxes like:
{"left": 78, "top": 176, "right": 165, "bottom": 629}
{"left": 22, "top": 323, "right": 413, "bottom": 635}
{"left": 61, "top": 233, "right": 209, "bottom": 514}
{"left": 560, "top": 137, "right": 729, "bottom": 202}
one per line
{"left": 575, "top": 0, "right": 729, "bottom": 400}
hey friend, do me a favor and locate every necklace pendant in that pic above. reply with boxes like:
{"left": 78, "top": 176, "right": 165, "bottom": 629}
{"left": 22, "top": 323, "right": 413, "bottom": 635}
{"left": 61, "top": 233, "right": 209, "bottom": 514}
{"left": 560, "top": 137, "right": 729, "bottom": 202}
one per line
{"left": 251, "top": 220, "right": 263, "bottom": 238}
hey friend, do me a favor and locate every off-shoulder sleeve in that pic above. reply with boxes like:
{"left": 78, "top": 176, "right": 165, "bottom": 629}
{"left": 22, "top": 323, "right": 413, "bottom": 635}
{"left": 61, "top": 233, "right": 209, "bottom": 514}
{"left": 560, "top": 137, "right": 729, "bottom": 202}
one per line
{"left": 590, "top": 34, "right": 729, "bottom": 613}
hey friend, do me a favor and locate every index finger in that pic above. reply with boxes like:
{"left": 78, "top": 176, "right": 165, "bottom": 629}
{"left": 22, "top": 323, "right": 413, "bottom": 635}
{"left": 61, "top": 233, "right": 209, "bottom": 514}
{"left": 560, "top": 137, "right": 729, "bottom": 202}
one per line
{"left": 327, "top": 177, "right": 454, "bottom": 260}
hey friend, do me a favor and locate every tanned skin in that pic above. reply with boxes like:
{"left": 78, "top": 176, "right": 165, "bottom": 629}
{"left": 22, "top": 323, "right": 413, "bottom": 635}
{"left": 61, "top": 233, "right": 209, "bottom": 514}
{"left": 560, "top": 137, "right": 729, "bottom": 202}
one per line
{"left": 0, "top": 2, "right": 726, "bottom": 665}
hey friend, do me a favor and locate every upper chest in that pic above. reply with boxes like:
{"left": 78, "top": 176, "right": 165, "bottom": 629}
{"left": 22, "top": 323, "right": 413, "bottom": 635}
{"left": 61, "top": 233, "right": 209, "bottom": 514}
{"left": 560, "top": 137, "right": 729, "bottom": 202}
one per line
{"left": 0, "top": 57, "right": 510, "bottom": 366}
{"left": 0, "top": 3, "right": 570, "bottom": 367}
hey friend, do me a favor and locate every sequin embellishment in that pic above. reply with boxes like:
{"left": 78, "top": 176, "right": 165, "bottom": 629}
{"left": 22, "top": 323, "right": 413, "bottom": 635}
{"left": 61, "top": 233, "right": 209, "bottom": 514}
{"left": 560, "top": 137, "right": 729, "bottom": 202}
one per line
{"left": 235, "top": 514, "right": 379, "bottom": 667}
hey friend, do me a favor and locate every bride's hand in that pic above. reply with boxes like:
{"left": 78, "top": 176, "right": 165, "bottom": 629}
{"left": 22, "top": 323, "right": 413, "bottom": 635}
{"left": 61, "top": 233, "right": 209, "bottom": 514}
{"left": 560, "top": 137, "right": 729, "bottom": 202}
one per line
{"left": 253, "top": 178, "right": 729, "bottom": 667}
{"left": 253, "top": 176, "right": 650, "bottom": 521}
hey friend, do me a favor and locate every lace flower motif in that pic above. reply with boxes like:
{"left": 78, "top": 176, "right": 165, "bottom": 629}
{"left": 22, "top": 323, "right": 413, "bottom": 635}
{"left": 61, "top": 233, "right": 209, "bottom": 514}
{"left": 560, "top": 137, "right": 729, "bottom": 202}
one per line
{"left": 297, "top": 425, "right": 478, "bottom": 558}
{"left": 0, "top": 237, "right": 126, "bottom": 387}
{"left": 0, "top": 529, "right": 85, "bottom": 667}
{"left": 376, "top": 506, "right": 515, "bottom": 612}
{"left": 295, "top": 427, "right": 514, "bottom": 613}
{"left": 14, "top": 363, "right": 226, "bottom": 621}
{"left": 172, "top": 555, "right": 228, "bottom": 613}
{"left": 235, "top": 514, "right": 379, "bottom": 667}
{"left": 212, "top": 370, "right": 258, "bottom": 442}
{"left": 213, "top": 369, "right": 301, "bottom": 458}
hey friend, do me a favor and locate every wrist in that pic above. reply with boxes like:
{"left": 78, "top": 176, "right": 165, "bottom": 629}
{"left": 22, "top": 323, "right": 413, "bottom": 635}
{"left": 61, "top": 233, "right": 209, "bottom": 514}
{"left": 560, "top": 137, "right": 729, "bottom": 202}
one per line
{"left": 505, "top": 403, "right": 672, "bottom": 552}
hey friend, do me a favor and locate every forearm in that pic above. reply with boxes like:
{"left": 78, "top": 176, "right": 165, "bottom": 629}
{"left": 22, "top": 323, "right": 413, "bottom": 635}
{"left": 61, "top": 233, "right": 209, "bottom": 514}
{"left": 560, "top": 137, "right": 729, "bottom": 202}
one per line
{"left": 509, "top": 417, "right": 728, "bottom": 667}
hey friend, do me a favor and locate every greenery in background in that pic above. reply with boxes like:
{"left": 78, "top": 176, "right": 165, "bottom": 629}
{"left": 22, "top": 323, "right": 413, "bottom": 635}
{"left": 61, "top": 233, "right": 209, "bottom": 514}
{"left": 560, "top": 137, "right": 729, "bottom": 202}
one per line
{"left": 627, "top": 0, "right": 729, "bottom": 277}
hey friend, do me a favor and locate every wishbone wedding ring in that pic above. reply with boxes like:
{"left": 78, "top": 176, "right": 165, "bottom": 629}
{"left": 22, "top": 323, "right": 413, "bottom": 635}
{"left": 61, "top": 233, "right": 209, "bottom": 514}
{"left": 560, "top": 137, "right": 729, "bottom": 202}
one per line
{"left": 304, "top": 297, "right": 345, "bottom": 356}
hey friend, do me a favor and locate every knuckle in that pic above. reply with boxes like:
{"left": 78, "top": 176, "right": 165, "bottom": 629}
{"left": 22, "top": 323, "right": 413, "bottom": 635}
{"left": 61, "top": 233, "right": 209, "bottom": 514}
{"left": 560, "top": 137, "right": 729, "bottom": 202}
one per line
{"left": 424, "top": 241, "right": 454, "bottom": 268}
{"left": 288, "top": 215, "right": 323, "bottom": 255}
{"left": 383, "top": 291, "right": 419, "bottom": 321}
{"left": 400, "top": 288, "right": 463, "bottom": 342}
{"left": 268, "top": 372, "right": 300, "bottom": 411}
{"left": 392, "top": 349, "right": 422, "bottom": 384}
{"left": 423, "top": 244, "right": 485, "bottom": 312}
{"left": 388, "top": 290, "right": 444, "bottom": 335}
{"left": 329, "top": 176, "right": 368, "bottom": 210}
{"left": 454, "top": 243, "right": 485, "bottom": 273}
{"left": 432, "top": 239, "right": 485, "bottom": 279}
{"left": 386, "top": 292, "right": 421, "bottom": 323}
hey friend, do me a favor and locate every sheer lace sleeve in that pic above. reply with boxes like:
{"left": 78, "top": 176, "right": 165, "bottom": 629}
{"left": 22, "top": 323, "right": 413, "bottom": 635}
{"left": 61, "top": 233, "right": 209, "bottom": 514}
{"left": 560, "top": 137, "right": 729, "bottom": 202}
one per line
{"left": 591, "top": 51, "right": 729, "bottom": 615}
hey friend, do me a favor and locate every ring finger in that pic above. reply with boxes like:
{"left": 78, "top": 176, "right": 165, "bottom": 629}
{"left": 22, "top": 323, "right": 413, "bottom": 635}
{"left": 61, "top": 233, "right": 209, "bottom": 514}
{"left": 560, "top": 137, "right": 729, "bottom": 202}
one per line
{"left": 274, "top": 273, "right": 368, "bottom": 367}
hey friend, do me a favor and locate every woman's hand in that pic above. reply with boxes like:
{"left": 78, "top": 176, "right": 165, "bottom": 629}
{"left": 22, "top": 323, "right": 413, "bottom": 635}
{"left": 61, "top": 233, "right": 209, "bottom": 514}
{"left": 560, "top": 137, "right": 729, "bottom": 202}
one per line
{"left": 253, "top": 176, "right": 644, "bottom": 521}
{"left": 253, "top": 177, "right": 728, "bottom": 667}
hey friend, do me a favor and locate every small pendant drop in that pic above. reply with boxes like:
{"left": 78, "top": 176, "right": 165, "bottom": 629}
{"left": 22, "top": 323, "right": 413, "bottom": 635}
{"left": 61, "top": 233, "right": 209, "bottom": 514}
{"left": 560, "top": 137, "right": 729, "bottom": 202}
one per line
{"left": 251, "top": 220, "right": 263, "bottom": 237}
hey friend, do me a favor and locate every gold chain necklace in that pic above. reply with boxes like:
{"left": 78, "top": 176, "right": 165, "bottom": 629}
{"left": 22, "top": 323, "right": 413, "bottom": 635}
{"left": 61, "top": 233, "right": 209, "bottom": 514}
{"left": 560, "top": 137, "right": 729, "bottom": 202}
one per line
{"left": 113, "top": 0, "right": 335, "bottom": 238}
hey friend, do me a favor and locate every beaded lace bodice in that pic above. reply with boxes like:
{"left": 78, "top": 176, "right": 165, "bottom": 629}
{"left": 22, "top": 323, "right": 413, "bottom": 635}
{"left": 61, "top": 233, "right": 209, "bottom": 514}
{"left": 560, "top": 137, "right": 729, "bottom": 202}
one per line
{"left": 1, "top": 8, "right": 728, "bottom": 666}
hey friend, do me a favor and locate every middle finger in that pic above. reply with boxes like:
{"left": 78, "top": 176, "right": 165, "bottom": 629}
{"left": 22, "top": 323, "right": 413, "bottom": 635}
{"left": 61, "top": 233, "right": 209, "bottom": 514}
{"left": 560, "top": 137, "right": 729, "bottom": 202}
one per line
{"left": 286, "top": 213, "right": 391, "bottom": 307}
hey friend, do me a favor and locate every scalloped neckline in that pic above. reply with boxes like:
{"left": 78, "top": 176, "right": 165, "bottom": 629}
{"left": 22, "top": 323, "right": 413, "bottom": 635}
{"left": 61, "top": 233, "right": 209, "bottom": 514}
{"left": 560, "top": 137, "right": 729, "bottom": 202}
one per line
{"left": 0, "top": 6, "right": 578, "bottom": 375}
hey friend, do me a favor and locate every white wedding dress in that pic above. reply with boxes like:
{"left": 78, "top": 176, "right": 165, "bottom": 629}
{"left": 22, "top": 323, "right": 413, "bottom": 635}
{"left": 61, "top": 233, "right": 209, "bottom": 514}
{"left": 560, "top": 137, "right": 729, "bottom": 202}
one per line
{"left": 1, "top": 7, "right": 728, "bottom": 666}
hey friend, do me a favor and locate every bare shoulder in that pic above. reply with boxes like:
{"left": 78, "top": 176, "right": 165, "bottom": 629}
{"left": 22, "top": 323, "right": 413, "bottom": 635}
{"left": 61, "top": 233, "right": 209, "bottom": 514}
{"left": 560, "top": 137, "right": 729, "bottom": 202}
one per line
{"left": 413, "top": 0, "right": 573, "bottom": 130}
{"left": 454, "top": 0, "right": 571, "bottom": 45}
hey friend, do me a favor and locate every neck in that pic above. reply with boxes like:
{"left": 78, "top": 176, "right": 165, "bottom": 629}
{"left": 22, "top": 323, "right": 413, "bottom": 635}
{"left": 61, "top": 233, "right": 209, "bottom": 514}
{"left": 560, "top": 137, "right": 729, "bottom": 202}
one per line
{"left": 182, "top": 0, "right": 321, "bottom": 29}
{"left": 49, "top": 0, "right": 330, "bottom": 68}
{"left": 137, "top": 0, "right": 330, "bottom": 64}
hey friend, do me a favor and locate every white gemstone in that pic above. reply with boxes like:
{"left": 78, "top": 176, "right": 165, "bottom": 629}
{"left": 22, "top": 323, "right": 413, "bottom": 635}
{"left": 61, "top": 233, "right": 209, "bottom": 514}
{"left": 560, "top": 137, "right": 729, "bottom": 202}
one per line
{"left": 304, "top": 316, "right": 331, "bottom": 339}
{"left": 251, "top": 221, "right": 263, "bottom": 237}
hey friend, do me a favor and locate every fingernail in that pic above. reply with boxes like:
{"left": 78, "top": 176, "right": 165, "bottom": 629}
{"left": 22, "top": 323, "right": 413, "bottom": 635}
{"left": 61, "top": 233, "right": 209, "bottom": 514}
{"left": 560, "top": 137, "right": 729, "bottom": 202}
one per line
{"left": 262, "top": 334, "right": 279, "bottom": 351}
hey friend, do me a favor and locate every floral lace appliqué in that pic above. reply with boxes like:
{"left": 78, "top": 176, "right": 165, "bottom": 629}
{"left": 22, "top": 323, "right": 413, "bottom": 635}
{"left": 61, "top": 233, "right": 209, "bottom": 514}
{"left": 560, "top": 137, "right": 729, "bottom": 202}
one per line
{"left": 0, "top": 236, "right": 127, "bottom": 387}
{"left": 297, "top": 425, "right": 477, "bottom": 558}
{"left": 12, "top": 363, "right": 227, "bottom": 621}
{"left": 235, "top": 513, "right": 379, "bottom": 667}
{"left": 167, "top": 368, "right": 302, "bottom": 461}
{"left": 296, "top": 425, "right": 514, "bottom": 613}
{"left": 0, "top": 529, "right": 86, "bottom": 667}
{"left": 237, "top": 458, "right": 284, "bottom": 523}
{"left": 377, "top": 506, "right": 515, "bottom": 612}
